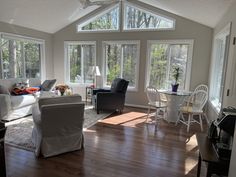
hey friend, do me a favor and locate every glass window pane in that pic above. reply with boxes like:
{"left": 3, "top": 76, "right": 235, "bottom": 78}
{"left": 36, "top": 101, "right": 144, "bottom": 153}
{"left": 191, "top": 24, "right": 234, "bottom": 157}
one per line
{"left": 147, "top": 42, "right": 191, "bottom": 90}
{"left": 67, "top": 43, "right": 96, "bottom": 84}
{"left": 0, "top": 37, "right": 41, "bottom": 79}
{"left": 122, "top": 44, "right": 137, "bottom": 87}
{"left": 124, "top": 4, "right": 174, "bottom": 30}
{"left": 78, "top": 6, "right": 119, "bottom": 32}
{"left": 104, "top": 41, "right": 139, "bottom": 89}
{"left": 105, "top": 44, "right": 121, "bottom": 85}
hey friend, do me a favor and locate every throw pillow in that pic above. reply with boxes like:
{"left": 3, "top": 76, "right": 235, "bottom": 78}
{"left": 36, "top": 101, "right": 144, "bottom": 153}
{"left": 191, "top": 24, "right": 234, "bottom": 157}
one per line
{"left": 11, "top": 82, "right": 28, "bottom": 95}
{"left": 41, "top": 79, "right": 56, "bottom": 91}
{"left": 0, "top": 85, "right": 10, "bottom": 95}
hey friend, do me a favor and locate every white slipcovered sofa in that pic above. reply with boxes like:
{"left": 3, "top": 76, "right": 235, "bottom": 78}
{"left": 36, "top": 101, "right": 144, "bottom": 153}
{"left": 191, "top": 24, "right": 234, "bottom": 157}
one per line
{"left": 0, "top": 78, "right": 56, "bottom": 121}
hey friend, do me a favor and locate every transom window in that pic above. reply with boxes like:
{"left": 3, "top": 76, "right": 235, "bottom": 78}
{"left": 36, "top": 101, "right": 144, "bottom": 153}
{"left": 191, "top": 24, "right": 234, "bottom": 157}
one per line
{"left": 103, "top": 41, "right": 140, "bottom": 90}
{"left": 124, "top": 3, "right": 175, "bottom": 31}
{"left": 0, "top": 33, "right": 44, "bottom": 79}
{"left": 77, "top": 1, "right": 175, "bottom": 32}
{"left": 146, "top": 40, "right": 193, "bottom": 91}
{"left": 65, "top": 41, "right": 96, "bottom": 84}
{"left": 77, "top": 5, "right": 119, "bottom": 32}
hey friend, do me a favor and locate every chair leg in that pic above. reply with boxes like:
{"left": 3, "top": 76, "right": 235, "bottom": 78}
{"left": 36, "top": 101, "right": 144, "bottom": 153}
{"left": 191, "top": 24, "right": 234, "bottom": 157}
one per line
{"left": 146, "top": 106, "right": 151, "bottom": 123}
{"left": 199, "top": 114, "right": 203, "bottom": 131}
{"left": 187, "top": 114, "right": 191, "bottom": 132}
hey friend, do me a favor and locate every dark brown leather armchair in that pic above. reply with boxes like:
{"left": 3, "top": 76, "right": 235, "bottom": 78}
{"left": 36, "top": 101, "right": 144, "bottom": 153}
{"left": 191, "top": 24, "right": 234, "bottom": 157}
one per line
{"left": 92, "top": 78, "right": 129, "bottom": 114}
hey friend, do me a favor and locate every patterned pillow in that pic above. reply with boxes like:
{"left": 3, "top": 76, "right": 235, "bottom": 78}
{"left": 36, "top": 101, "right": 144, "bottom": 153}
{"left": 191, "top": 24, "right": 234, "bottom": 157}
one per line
{"left": 11, "top": 82, "right": 28, "bottom": 95}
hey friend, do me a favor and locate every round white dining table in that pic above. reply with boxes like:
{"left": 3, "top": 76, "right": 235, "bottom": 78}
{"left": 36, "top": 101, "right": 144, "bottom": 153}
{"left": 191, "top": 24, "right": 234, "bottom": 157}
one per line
{"left": 159, "top": 90, "right": 192, "bottom": 123}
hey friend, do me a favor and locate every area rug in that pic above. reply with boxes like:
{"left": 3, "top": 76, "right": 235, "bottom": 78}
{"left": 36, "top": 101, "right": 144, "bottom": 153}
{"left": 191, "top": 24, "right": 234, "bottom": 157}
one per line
{"left": 4, "top": 107, "right": 112, "bottom": 152}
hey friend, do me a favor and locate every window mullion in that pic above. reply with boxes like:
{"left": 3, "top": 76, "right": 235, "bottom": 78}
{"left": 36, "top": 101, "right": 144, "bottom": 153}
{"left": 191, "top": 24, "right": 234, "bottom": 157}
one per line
{"left": 166, "top": 44, "right": 172, "bottom": 89}
{"left": 120, "top": 45, "right": 124, "bottom": 78}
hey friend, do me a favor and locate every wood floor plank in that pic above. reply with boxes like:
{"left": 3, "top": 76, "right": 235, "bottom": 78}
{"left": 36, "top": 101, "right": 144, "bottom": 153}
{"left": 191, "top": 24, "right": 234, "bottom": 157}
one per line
{"left": 4, "top": 106, "right": 207, "bottom": 177}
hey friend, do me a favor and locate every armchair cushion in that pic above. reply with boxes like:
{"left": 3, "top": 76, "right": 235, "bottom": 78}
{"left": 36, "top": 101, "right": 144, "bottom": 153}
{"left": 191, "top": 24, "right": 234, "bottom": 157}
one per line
{"left": 110, "top": 78, "right": 129, "bottom": 93}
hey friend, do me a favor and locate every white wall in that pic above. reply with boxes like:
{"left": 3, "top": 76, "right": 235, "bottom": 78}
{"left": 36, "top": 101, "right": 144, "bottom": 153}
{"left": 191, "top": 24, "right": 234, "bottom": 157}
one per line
{"left": 53, "top": 1, "right": 212, "bottom": 105}
{"left": 207, "top": 1, "right": 236, "bottom": 176}
{"left": 0, "top": 21, "right": 54, "bottom": 80}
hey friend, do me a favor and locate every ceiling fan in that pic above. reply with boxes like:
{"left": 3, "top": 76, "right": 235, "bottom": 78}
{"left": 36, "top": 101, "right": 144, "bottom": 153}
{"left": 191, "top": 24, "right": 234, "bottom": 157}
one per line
{"left": 78, "top": 0, "right": 119, "bottom": 9}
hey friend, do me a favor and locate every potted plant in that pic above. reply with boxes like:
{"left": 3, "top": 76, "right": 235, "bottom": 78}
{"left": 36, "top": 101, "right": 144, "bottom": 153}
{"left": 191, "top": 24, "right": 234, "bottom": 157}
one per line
{"left": 171, "top": 67, "right": 181, "bottom": 92}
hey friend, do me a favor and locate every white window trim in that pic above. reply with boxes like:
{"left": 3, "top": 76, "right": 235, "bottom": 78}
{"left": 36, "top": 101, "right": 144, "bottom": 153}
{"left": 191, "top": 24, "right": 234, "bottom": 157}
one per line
{"left": 77, "top": 4, "right": 120, "bottom": 33}
{"left": 102, "top": 40, "right": 140, "bottom": 91}
{"left": 64, "top": 41, "right": 97, "bottom": 86}
{"left": 145, "top": 39, "right": 194, "bottom": 91}
{"left": 0, "top": 32, "right": 46, "bottom": 80}
{"left": 122, "top": 1, "right": 176, "bottom": 32}
{"left": 209, "top": 23, "right": 231, "bottom": 113}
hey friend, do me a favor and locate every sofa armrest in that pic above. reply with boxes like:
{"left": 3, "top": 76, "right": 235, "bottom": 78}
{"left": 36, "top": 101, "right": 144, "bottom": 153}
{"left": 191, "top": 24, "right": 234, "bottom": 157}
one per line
{"left": 0, "top": 94, "right": 11, "bottom": 120}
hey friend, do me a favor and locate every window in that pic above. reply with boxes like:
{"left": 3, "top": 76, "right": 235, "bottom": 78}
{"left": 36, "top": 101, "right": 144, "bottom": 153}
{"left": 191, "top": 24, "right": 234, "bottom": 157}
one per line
{"left": 146, "top": 40, "right": 193, "bottom": 90}
{"left": 77, "top": 5, "right": 119, "bottom": 32}
{"left": 0, "top": 33, "right": 44, "bottom": 79}
{"left": 65, "top": 41, "right": 96, "bottom": 84}
{"left": 209, "top": 24, "right": 230, "bottom": 112}
{"left": 124, "top": 3, "right": 175, "bottom": 31}
{"left": 103, "top": 41, "right": 140, "bottom": 90}
{"left": 77, "top": 2, "right": 175, "bottom": 32}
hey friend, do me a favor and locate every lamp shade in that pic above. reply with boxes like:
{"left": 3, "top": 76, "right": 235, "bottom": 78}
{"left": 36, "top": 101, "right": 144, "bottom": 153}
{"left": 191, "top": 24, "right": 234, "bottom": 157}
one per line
{"left": 88, "top": 66, "right": 101, "bottom": 76}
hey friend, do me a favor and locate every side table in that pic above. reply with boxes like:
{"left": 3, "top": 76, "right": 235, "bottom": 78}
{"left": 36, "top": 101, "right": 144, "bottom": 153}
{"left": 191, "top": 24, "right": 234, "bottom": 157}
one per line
{"left": 196, "top": 133, "right": 230, "bottom": 177}
{"left": 86, "top": 86, "right": 94, "bottom": 105}
{"left": 0, "top": 122, "right": 6, "bottom": 177}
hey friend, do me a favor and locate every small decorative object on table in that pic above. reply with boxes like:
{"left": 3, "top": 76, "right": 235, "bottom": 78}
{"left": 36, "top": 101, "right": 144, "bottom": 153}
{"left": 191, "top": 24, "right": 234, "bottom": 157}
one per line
{"left": 55, "top": 84, "right": 72, "bottom": 96}
{"left": 171, "top": 66, "right": 181, "bottom": 92}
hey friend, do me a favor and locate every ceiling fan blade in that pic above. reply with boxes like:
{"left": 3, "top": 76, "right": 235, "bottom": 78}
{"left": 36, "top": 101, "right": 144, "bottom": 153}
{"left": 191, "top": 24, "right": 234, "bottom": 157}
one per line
{"left": 79, "top": 0, "right": 119, "bottom": 9}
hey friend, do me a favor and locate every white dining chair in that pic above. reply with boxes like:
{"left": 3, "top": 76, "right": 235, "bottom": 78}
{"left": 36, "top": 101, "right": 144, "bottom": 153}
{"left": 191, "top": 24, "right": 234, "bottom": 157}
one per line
{"left": 194, "top": 84, "right": 208, "bottom": 119}
{"left": 145, "top": 86, "right": 167, "bottom": 124}
{"left": 178, "top": 90, "right": 208, "bottom": 132}
{"left": 194, "top": 84, "right": 208, "bottom": 93}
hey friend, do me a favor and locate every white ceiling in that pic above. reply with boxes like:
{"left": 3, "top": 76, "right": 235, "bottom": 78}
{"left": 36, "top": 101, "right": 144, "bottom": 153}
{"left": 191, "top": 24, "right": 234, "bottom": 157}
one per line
{"left": 0, "top": 0, "right": 235, "bottom": 34}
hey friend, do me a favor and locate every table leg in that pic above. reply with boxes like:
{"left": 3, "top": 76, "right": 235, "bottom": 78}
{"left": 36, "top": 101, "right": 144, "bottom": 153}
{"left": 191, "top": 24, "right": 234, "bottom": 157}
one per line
{"left": 197, "top": 152, "right": 201, "bottom": 177}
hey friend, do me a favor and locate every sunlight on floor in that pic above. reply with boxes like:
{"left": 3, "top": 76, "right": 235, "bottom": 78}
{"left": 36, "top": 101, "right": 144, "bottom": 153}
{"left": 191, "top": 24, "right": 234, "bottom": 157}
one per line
{"left": 185, "top": 156, "right": 198, "bottom": 175}
{"left": 186, "top": 134, "right": 198, "bottom": 152}
{"left": 100, "top": 112, "right": 147, "bottom": 127}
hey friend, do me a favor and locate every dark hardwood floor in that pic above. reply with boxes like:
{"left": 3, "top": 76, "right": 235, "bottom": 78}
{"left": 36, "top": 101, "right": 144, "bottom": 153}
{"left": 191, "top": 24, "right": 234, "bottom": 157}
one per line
{"left": 5, "top": 106, "right": 207, "bottom": 177}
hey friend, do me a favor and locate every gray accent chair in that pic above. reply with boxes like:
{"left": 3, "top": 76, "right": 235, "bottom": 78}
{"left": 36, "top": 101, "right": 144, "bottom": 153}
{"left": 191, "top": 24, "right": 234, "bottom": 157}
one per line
{"left": 32, "top": 95, "right": 84, "bottom": 157}
{"left": 92, "top": 78, "right": 129, "bottom": 114}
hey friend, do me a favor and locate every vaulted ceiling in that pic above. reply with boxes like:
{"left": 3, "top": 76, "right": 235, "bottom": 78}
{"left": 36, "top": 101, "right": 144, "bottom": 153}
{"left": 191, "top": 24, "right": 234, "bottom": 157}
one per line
{"left": 0, "top": 0, "right": 235, "bottom": 33}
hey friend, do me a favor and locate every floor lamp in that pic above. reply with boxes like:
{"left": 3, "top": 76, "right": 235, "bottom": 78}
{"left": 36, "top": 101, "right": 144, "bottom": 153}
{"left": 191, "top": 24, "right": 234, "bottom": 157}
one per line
{"left": 88, "top": 66, "right": 101, "bottom": 88}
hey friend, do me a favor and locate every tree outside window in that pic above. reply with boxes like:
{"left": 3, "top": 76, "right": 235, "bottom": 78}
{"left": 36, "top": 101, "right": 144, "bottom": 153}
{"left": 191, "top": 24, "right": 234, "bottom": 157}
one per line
{"left": 0, "top": 35, "right": 42, "bottom": 79}
{"left": 66, "top": 42, "right": 96, "bottom": 84}
{"left": 146, "top": 40, "right": 193, "bottom": 91}
{"left": 103, "top": 41, "right": 140, "bottom": 89}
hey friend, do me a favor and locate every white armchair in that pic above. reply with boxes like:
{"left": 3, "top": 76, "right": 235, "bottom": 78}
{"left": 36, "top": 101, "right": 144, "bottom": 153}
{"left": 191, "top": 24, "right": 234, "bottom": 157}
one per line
{"left": 32, "top": 95, "right": 85, "bottom": 157}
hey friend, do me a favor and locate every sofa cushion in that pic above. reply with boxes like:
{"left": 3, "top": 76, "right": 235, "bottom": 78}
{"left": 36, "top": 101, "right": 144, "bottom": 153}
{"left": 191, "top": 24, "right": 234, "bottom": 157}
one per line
{"left": 11, "top": 94, "right": 37, "bottom": 110}
{"left": 41, "top": 79, "right": 56, "bottom": 91}
{"left": 0, "top": 85, "right": 10, "bottom": 95}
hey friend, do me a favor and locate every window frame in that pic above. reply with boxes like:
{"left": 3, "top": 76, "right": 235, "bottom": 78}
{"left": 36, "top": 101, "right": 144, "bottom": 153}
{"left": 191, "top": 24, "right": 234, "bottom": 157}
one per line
{"left": 77, "top": 4, "right": 120, "bottom": 33}
{"left": 0, "top": 32, "right": 45, "bottom": 80}
{"left": 209, "top": 23, "right": 231, "bottom": 113}
{"left": 64, "top": 41, "right": 97, "bottom": 86}
{"left": 122, "top": 1, "right": 176, "bottom": 32}
{"left": 102, "top": 40, "right": 140, "bottom": 91}
{"left": 145, "top": 39, "right": 194, "bottom": 91}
